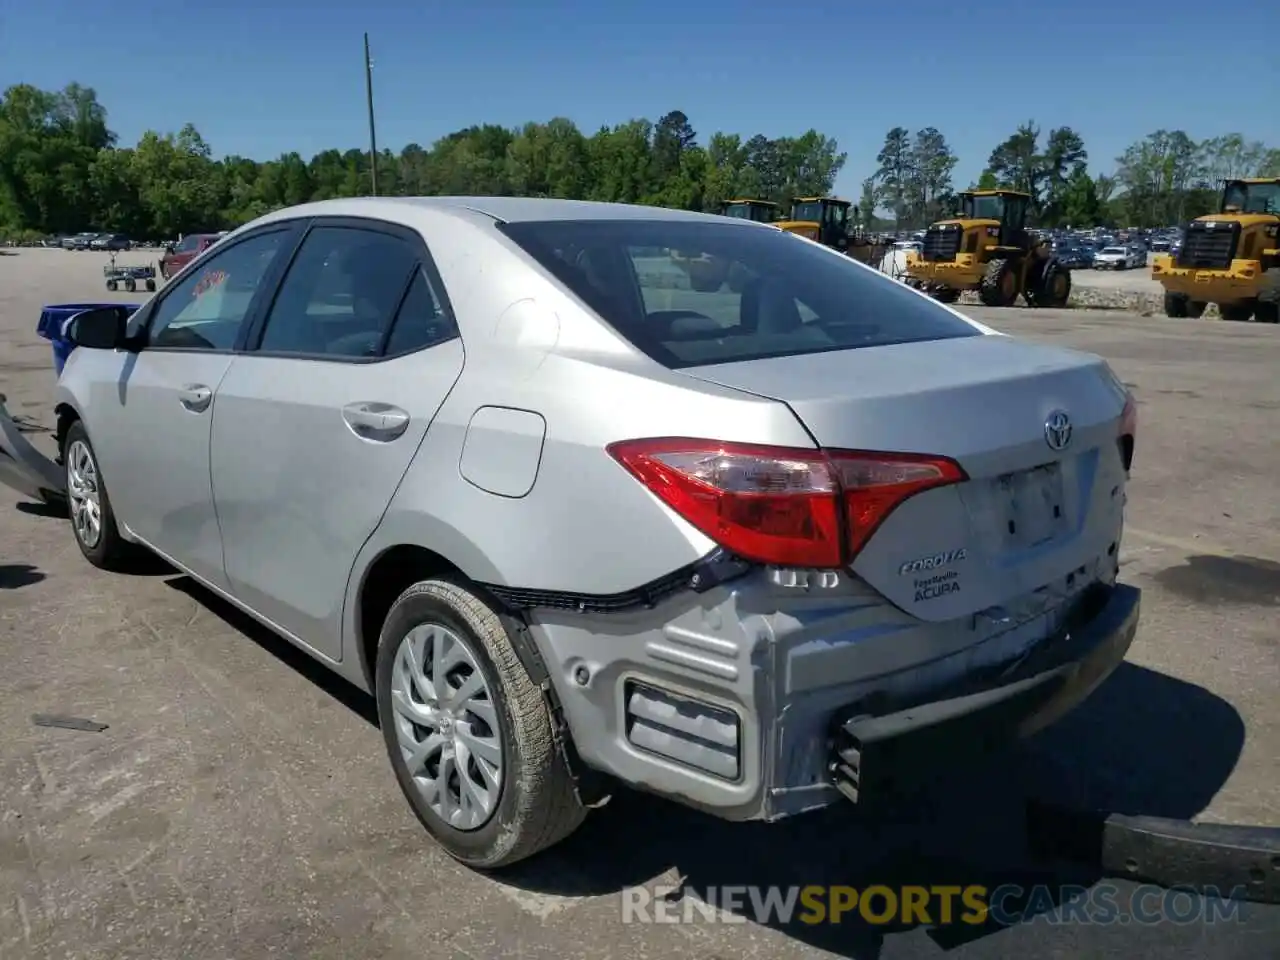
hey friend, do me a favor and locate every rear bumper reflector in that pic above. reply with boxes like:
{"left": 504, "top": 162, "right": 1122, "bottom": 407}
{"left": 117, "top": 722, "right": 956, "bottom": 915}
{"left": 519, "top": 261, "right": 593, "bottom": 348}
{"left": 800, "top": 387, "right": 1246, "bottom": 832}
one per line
{"left": 625, "top": 682, "right": 741, "bottom": 780}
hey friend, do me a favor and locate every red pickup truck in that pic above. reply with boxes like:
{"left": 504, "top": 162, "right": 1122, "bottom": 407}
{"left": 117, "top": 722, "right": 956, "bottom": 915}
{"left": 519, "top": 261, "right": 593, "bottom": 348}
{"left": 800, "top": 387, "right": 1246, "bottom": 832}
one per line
{"left": 158, "top": 233, "right": 223, "bottom": 279}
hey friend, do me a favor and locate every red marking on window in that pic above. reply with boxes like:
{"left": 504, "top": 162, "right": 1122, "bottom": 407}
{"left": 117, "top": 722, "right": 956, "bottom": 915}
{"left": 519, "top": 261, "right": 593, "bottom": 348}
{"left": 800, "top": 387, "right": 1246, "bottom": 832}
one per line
{"left": 193, "top": 269, "right": 228, "bottom": 298}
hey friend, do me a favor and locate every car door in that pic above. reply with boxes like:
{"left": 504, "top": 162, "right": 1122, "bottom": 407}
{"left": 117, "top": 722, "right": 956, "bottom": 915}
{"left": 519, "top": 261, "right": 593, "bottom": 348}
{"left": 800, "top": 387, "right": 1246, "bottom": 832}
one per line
{"left": 209, "top": 218, "right": 465, "bottom": 659}
{"left": 88, "top": 225, "right": 300, "bottom": 589}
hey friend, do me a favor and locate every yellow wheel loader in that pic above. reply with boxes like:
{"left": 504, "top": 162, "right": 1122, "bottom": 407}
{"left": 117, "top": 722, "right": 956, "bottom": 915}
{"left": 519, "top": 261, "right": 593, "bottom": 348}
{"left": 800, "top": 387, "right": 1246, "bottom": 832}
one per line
{"left": 775, "top": 196, "right": 891, "bottom": 268}
{"left": 904, "top": 189, "right": 1070, "bottom": 307}
{"left": 719, "top": 198, "right": 778, "bottom": 222}
{"left": 1152, "top": 178, "right": 1280, "bottom": 323}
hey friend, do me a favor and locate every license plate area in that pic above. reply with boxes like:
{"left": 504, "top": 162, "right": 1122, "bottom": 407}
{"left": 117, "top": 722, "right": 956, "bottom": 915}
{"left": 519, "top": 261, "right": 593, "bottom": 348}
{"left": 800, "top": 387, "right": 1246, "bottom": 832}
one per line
{"left": 1000, "top": 462, "right": 1066, "bottom": 548}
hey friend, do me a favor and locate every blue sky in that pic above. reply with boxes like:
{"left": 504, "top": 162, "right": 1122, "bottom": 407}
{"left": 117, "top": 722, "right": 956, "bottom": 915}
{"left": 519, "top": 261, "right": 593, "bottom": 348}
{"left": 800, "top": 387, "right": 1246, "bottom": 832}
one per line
{"left": 3, "top": 0, "right": 1278, "bottom": 197}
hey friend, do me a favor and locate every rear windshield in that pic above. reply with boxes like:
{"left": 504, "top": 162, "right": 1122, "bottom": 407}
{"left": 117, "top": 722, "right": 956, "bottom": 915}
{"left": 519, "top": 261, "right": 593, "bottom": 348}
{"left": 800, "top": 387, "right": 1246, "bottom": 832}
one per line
{"left": 499, "top": 219, "right": 979, "bottom": 368}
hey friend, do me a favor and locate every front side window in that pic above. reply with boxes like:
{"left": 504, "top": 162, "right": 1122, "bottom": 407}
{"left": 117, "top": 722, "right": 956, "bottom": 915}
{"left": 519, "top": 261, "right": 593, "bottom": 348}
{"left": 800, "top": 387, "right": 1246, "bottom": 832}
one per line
{"left": 500, "top": 219, "right": 979, "bottom": 368}
{"left": 147, "top": 231, "right": 287, "bottom": 350}
{"left": 256, "top": 226, "right": 419, "bottom": 358}
{"left": 791, "top": 201, "right": 822, "bottom": 223}
{"left": 965, "top": 195, "right": 1005, "bottom": 220}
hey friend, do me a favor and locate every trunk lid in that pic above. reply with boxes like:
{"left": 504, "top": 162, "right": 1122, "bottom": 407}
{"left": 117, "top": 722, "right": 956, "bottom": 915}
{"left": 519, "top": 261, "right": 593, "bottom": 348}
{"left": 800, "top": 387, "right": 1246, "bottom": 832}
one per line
{"left": 681, "top": 335, "right": 1129, "bottom": 622}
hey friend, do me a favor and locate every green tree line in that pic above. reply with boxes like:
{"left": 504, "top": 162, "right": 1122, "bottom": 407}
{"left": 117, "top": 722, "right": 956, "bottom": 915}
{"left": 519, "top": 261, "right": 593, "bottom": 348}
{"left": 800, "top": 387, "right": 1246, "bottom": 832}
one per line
{"left": 3, "top": 83, "right": 1279, "bottom": 240}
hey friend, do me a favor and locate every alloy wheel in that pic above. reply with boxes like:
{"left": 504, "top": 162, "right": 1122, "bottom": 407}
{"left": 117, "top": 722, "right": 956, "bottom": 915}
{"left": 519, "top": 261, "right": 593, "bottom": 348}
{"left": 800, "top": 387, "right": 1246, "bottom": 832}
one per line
{"left": 390, "top": 623, "right": 503, "bottom": 831}
{"left": 66, "top": 440, "right": 102, "bottom": 549}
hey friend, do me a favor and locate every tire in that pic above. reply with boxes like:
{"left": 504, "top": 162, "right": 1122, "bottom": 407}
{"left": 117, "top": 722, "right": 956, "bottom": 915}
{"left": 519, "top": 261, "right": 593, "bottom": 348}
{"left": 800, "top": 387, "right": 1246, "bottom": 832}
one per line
{"left": 63, "top": 422, "right": 131, "bottom": 570}
{"left": 375, "top": 579, "right": 586, "bottom": 869}
{"left": 106, "top": 280, "right": 118, "bottom": 291}
{"left": 1029, "top": 259, "right": 1071, "bottom": 308}
{"left": 1220, "top": 303, "right": 1255, "bottom": 323}
{"left": 1254, "top": 301, "right": 1279, "bottom": 324}
{"left": 930, "top": 285, "right": 959, "bottom": 303}
{"left": 1186, "top": 300, "right": 1207, "bottom": 319}
{"left": 979, "top": 258, "right": 1018, "bottom": 307}
{"left": 1164, "top": 291, "right": 1189, "bottom": 318}
{"left": 124, "top": 278, "right": 137, "bottom": 292}
{"left": 145, "top": 279, "right": 157, "bottom": 292}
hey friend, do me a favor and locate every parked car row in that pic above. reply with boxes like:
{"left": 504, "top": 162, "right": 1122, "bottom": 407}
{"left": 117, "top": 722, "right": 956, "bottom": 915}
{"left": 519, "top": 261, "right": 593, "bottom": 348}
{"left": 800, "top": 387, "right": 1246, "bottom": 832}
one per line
{"left": 57, "top": 232, "right": 133, "bottom": 251}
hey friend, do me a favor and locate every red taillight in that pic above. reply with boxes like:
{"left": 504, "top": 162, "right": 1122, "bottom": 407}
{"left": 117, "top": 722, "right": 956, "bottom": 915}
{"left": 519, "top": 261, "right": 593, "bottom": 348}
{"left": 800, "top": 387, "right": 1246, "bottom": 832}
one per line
{"left": 606, "top": 438, "right": 965, "bottom": 568}
{"left": 829, "top": 451, "right": 967, "bottom": 556}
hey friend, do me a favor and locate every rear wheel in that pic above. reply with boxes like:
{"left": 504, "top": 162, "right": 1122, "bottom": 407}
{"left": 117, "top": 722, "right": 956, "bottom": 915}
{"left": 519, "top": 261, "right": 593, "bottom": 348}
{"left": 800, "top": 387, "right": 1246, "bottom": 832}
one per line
{"left": 1186, "top": 300, "right": 1207, "bottom": 319}
{"left": 1254, "top": 301, "right": 1279, "bottom": 324}
{"left": 929, "top": 285, "right": 959, "bottom": 303}
{"left": 1164, "top": 291, "right": 1189, "bottom": 318}
{"left": 376, "top": 579, "right": 586, "bottom": 869}
{"left": 1220, "top": 302, "right": 1255, "bottom": 323}
{"left": 979, "top": 259, "right": 1018, "bottom": 307}
{"left": 1030, "top": 260, "right": 1071, "bottom": 307}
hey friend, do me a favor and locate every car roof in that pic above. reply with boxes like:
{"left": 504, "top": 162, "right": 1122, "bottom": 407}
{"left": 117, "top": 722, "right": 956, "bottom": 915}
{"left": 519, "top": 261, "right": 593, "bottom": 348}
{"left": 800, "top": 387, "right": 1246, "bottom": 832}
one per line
{"left": 247, "top": 196, "right": 759, "bottom": 231}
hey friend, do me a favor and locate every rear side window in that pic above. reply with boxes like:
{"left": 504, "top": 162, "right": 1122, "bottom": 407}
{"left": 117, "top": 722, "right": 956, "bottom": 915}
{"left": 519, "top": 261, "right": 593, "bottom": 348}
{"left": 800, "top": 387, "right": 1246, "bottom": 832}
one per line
{"left": 499, "top": 219, "right": 979, "bottom": 368}
{"left": 384, "top": 270, "right": 457, "bottom": 356}
{"left": 258, "top": 226, "right": 415, "bottom": 357}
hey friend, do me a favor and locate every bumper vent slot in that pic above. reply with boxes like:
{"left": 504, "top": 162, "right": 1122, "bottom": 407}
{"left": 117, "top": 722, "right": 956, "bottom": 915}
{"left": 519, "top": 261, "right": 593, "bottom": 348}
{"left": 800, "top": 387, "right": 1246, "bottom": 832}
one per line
{"left": 625, "top": 682, "right": 740, "bottom": 780}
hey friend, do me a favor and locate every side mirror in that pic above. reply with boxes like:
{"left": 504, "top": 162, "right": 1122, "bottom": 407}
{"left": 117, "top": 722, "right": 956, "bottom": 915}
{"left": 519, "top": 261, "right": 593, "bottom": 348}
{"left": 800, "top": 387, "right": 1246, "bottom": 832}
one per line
{"left": 67, "top": 306, "right": 131, "bottom": 350}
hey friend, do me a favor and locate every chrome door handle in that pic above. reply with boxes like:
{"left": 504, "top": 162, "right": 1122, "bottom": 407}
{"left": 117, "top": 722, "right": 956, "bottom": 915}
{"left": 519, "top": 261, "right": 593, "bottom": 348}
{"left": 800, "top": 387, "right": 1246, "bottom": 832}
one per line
{"left": 179, "top": 384, "right": 212, "bottom": 412}
{"left": 341, "top": 402, "right": 410, "bottom": 442}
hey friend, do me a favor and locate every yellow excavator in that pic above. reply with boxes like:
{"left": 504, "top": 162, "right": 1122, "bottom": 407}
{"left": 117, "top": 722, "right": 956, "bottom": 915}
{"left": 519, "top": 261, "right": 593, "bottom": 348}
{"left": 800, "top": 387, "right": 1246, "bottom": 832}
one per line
{"left": 904, "top": 189, "right": 1070, "bottom": 307}
{"left": 1152, "top": 177, "right": 1279, "bottom": 323}
{"left": 719, "top": 198, "right": 778, "bottom": 223}
{"left": 774, "top": 196, "right": 890, "bottom": 268}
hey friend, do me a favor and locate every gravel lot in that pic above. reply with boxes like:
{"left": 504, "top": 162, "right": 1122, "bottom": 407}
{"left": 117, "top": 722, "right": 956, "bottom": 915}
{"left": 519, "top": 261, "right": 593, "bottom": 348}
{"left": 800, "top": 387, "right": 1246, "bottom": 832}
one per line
{"left": 1071, "top": 256, "right": 1162, "bottom": 295}
{"left": 2, "top": 248, "right": 1277, "bottom": 959}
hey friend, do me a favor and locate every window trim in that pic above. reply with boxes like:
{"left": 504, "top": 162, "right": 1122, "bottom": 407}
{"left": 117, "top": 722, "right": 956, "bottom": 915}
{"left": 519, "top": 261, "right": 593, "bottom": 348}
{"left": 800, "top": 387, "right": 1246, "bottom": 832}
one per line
{"left": 242, "top": 216, "right": 461, "bottom": 365}
{"left": 138, "top": 222, "right": 307, "bottom": 355}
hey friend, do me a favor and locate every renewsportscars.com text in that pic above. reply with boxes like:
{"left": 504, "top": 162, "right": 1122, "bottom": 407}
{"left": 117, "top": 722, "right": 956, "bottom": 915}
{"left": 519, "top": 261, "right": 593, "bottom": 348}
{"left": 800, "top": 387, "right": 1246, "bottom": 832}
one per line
{"left": 621, "top": 883, "right": 1248, "bottom": 927}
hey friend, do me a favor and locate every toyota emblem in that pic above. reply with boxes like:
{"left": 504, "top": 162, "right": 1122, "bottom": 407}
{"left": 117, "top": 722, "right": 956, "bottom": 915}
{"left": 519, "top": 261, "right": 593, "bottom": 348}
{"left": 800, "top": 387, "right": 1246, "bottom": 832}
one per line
{"left": 1044, "top": 410, "right": 1072, "bottom": 451}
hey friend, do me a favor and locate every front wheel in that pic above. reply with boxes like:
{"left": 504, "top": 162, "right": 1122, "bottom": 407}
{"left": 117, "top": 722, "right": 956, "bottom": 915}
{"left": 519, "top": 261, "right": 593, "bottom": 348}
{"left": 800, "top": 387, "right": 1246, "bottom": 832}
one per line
{"left": 376, "top": 579, "right": 586, "bottom": 869}
{"left": 979, "top": 259, "right": 1018, "bottom": 307}
{"left": 64, "top": 422, "right": 131, "bottom": 569}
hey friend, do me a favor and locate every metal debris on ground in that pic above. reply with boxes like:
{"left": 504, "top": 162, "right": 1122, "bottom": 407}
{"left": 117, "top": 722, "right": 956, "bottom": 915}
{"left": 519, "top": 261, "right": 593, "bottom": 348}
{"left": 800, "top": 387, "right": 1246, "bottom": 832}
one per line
{"left": 32, "top": 714, "right": 109, "bottom": 733}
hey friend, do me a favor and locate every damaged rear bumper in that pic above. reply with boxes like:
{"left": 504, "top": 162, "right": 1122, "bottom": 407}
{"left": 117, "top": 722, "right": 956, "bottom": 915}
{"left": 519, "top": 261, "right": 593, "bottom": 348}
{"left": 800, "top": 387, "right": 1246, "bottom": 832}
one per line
{"left": 0, "top": 398, "right": 65, "bottom": 504}
{"left": 831, "top": 583, "right": 1140, "bottom": 804}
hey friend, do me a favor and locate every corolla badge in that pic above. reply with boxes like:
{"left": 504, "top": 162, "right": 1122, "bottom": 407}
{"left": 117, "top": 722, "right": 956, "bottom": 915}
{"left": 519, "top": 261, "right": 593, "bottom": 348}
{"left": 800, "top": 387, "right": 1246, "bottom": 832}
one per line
{"left": 1044, "top": 409, "right": 1072, "bottom": 451}
{"left": 898, "top": 548, "right": 966, "bottom": 576}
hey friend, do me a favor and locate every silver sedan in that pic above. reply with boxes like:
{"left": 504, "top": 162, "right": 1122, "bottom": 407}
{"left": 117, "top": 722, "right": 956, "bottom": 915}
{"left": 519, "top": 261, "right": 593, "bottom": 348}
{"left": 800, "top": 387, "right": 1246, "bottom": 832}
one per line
{"left": 1, "top": 197, "right": 1140, "bottom": 868}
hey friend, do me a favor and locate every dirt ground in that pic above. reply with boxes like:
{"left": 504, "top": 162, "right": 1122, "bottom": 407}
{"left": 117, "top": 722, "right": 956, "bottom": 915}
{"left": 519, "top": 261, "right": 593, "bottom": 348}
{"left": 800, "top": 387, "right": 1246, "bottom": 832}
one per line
{"left": 1, "top": 248, "right": 1277, "bottom": 959}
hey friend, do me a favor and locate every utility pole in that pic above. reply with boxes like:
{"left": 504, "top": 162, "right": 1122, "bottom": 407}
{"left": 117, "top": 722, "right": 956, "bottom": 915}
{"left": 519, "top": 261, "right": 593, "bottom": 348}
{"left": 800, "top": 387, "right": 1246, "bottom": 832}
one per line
{"left": 364, "top": 32, "right": 379, "bottom": 196}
